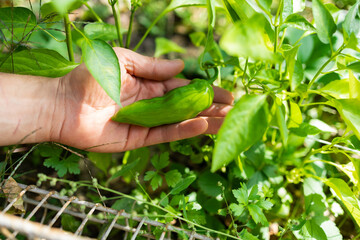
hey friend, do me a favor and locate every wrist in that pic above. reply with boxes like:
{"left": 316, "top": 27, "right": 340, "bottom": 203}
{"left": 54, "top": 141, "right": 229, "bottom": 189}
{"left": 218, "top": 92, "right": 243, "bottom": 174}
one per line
{"left": 0, "top": 73, "right": 64, "bottom": 145}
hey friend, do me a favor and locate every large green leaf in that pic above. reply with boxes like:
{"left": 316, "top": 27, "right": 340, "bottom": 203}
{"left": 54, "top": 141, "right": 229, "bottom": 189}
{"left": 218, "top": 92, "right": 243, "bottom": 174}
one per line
{"left": 0, "top": 49, "right": 79, "bottom": 77}
{"left": 81, "top": 39, "right": 121, "bottom": 106}
{"left": 222, "top": 0, "right": 256, "bottom": 22}
{"left": 319, "top": 79, "right": 350, "bottom": 99}
{"left": 333, "top": 99, "right": 360, "bottom": 140}
{"left": 349, "top": 70, "right": 360, "bottom": 100}
{"left": 323, "top": 178, "right": 360, "bottom": 227}
{"left": 347, "top": 62, "right": 360, "bottom": 73}
{"left": 154, "top": 38, "right": 185, "bottom": 57}
{"left": 212, "top": 94, "right": 269, "bottom": 172}
{"left": 312, "top": 0, "right": 337, "bottom": 44}
{"left": 0, "top": 7, "right": 37, "bottom": 42}
{"left": 283, "top": 14, "right": 316, "bottom": 32}
{"left": 220, "top": 14, "right": 279, "bottom": 62}
{"left": 343, "top": 0, "right": 360, "bottom": 38}
{"left": 50, "top": 0, "right": 83, "bottom": 16}
{"left": 84, "top": 23, "right": 126, "bottom": 41}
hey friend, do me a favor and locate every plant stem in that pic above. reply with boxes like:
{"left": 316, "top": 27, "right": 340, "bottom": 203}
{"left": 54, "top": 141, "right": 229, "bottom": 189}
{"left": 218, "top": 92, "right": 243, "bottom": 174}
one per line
{"left": 84, "top": 2, "right": 103, "bottom": 23}
{"left": 126, "top": 9, "right": 135, "bottom": 48}
{"left": 64, "top": 14, "right": 74, "bottom": 62}
{"left": 242, "top": 57, "right": 249, "bottom": 94}
{"left": 307, "top": 43, "right": 346, "bottom": 90}
{"left": 111, "top": 3, "right": 123, "bottom": 47}
{"left": 133, "top": 11, "right": 166, "bottom": 51}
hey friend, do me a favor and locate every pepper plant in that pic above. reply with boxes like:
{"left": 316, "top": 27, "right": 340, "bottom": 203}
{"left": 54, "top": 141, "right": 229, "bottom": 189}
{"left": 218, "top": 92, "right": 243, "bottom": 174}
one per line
{"left": 1, "top": 0, "right": 360, "bottom": 239}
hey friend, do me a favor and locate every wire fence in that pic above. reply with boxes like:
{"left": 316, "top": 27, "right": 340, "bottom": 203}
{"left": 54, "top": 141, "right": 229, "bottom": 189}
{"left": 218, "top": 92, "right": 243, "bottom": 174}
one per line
{"left": 0, "top": 183, "right": 216, "bottom": 240}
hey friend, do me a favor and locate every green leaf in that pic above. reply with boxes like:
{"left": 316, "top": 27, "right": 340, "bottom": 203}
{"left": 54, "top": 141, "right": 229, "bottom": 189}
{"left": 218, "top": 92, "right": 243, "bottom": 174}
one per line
{"left": 165, "top": 170, "right": 182, "bottom": 187}
{"left": 0, "top": 7, "right": 37, "bottom": 42}
{"left": 290, "top": 122, "right": 321, "bottom": 137}
{"left": 257, "top": 0, "right": 272, "bottom": 11}
{"left": 229, "top": 203, "right": 244, "bottom": 216}
{"left": 284, "top": 14, "right": 316, "bottom": 32}
{"left": 275, "top": 101, "right": 288, "bottom": 147}
{"left": 220, "top": 14, "right": 279, "bottom": 62}
{"left": 316, "top": 217, "right": 342, "bottom": 240}
{"left": 122, "top": 147, "right": 150, "bottom": 183}
{"left": 248, "top": 204, "right": 268, "bottom": 225}
{"left": 323, "top": 178, "right": 360, "bottom": 227}
{"left": 150, "top": 173, "right": 163, "bottom": 190}
{"left": 347, "top": 62, "right": 360, "bottom": 73}
{"left": 165, "top": 0, "right": 206, "bottom": 12}
{"left": 154, "top": 38, "right": 185, "bottom": 58}
{"left": 232, "top": 185, "right": 248, "bottom": 205}
{"left": 144, "top": 170, "right": 157, "bottom": 181}
{"left": 283, "top": 44, "right": 302, "bottom": 91}
{"left": 244, "top": 142, "right": 265, "bottom": 167}
{"left": 239, "top": 229, "right": 259, "bottom": 240}
{"left": 223, "top": 0, "right": 240, "bottom": 22}
{"left": 0, "top": 49, "right": 79, "bottom": 77}
{"left": 299, "top": 219, "right": 327, "bottom": 240}
{"left": 44, "top": 154, "right": 80, "bottom": 177}
{"left": 343, "top": 0, "right": 360, "bottom": 38}
{"left": 170, "top": 175, "right": 196, "bottom": 195}
{"left": 312, "top": 0, "right": 337, "bottom": 44}
{"left": 282, "top": 0, "right": 293, "bottom": 20}
{"left": 333, "top": 99, "right": 360, "bottom": 140}
{"left": 151, "top": 152, "right": 169, "bottom": 170}
{"left": 61, "top": 214, "right": 81, "bottom": 232}
{"left": 222, "top": 0, "right": 256, "bottom": 21}
{"left": 50, "top": 0, "right": 83, "bottom": 16}
{"left": 38, "top": 144, "right": 63, "bottom": 158}
{"left": 87, "top": 152, "right": 112, "bottom": 173}
{"left": 349, "top": 70, "right": 360, "bottom": 100}
{"left": 40, "top": 2, "right": 62, "bottom": 24}
{"left": 319, "top": 79, "right": 350, "bottom": 99}
{"left": 110, "top": 158, "right": 140, "bottom": 180}
{"left": 288, "top": 100, "right": 303, "bottom": 128}
{"left": 212, "top": 94, "right": 269, "bottom": 172}
{"left": 81, "top": 39, "right": 121, "bottom": 106}
{"left": 258, "top": 199, "right": 273, "bottom": 210}
{"left": 187, "top": 209, "right": 206, "bottom": 225}
{"left": 198, "top": 171, "right": 227, "bottom": 197}
{"left": 84, "top": 23, "right": 126, "bottom": 41}
{"left": 189, "top": 32, "right": 206, "bottom": 47}
{"left": 111, "top": 198, "right": 134, "bottom": 213}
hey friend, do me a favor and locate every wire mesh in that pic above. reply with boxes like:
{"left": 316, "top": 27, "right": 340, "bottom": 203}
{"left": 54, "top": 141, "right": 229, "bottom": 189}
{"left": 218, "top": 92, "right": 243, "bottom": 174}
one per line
{"left": 0, "top": 183, "right": 215, "bottom": 240}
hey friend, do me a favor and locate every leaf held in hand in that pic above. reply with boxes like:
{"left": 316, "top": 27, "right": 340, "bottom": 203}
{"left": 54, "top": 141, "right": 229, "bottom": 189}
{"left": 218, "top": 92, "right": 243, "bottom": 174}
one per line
{"left": 81, "top": 39, "right": 121, "bottom": 106}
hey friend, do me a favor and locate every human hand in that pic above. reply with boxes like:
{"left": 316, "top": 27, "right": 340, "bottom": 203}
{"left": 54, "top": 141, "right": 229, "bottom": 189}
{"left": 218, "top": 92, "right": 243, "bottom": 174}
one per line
{"left": 50, "top": 48, "right": 234, "bottom": 152}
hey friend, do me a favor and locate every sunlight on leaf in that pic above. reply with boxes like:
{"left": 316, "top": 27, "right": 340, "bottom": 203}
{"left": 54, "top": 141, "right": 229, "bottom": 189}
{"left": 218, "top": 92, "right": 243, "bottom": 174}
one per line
{"left": 81, "top": 39, "right": 121, "bottom": 106}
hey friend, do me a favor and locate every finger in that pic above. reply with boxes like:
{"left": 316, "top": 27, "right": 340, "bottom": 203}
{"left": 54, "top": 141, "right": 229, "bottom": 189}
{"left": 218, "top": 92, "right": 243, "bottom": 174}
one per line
{"left": 114, "top": 47, "right": 184, "bottom": 81}
{"left": 199, "top": 103, "right": 232, "bottom": 117}
{"left": 200, "top": 117, "right": 225, "bottom": 134}
{"left": 164, "top": 78, "right": 234, "bottom": 104}
{"left": 144, "top": 118, "right": 208, "bottom": 146}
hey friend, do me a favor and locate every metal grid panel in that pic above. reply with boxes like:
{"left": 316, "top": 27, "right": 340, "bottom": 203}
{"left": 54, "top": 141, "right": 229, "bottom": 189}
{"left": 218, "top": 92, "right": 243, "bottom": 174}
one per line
{"left": 0, "top": 183, "right": 214, "bottom": 240}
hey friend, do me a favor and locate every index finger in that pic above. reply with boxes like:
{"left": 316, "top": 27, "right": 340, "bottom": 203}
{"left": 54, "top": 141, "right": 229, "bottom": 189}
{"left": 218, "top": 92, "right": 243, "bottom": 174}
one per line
{"left": 114, "top": 48, "right": 184, "bottom": 81}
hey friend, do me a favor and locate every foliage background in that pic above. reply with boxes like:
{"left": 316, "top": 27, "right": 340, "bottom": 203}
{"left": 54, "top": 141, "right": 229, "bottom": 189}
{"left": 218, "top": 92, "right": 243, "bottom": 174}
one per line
{"left": 1, "top": 0, "right": 360, "bottom": 239}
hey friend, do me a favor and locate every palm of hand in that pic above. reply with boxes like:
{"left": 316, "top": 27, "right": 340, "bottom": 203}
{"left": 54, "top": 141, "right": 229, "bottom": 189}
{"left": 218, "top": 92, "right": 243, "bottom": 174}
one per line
{"left": 54, "top": 48, "right": 233, "bottom": 152}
